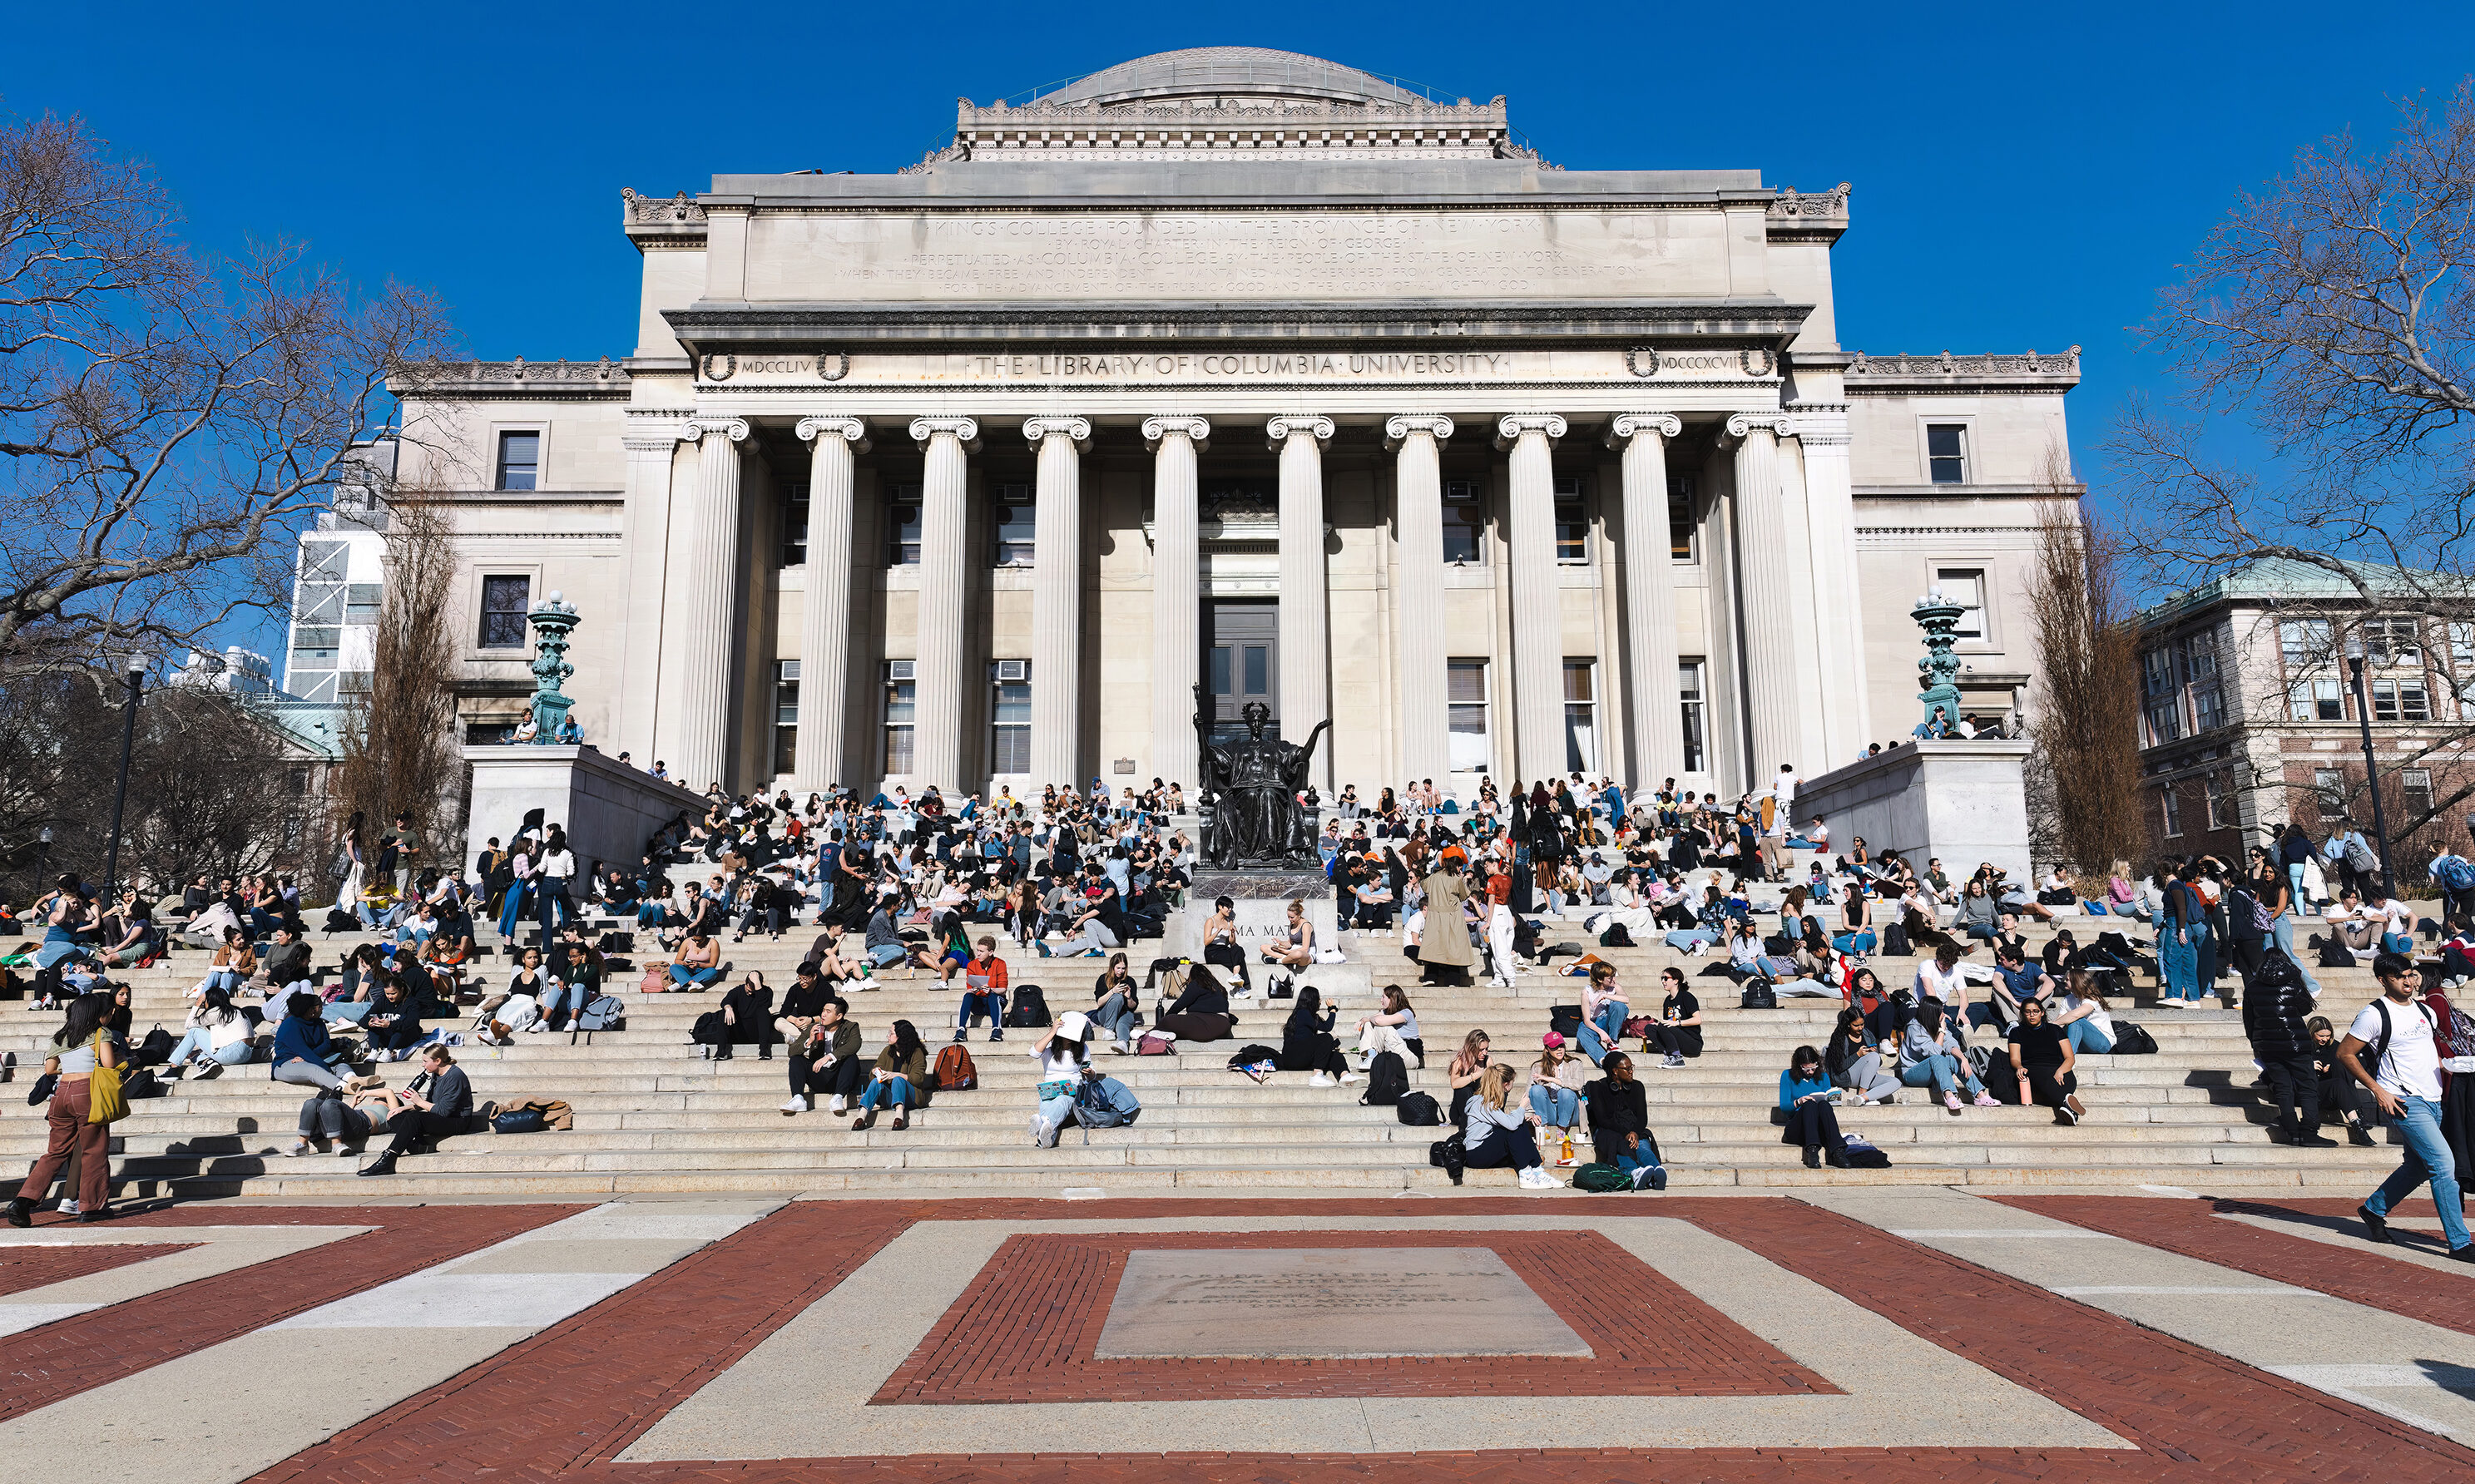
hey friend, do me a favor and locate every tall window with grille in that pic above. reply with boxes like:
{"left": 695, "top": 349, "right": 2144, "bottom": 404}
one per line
{"left": 882, "top": 660, "right": 916, "bottom": 774}
{"left": 1926, "top": 423, "right": 1968, "bottom": 483}
{"left": 2453, "top": 622, "right": 2475, "bottom": 719}
{"left": 2177, "top": 632, "right": 2224, "bottom": 732}
{"left": 992, "top": 484, "right": 1036, "bottom": 566}
{"left": 1678, "top": 659, "right": 1707, "bottom": 773}
{"left": 2315, "top": 768, "right": 2346, "bottom": 814}
{"left": 1936, "top": 568, "right": 1986, "bottom": 641}
{"left": 1668, "top": 473, "right": 1697, "bottom": 560}
{"left": 2141, "top": 646, "right": 2181, "bottom": 743}
{"left": 2403, "top": 767, "right": 2434, "bottom": 819}
{"left": 1442, "top": 479, "right": 1483, "bottom": 563}
{"left": 478, "top": 575, "right": 531, "bottom": 649}
{"left": 990, "top": 660, "right": 1031, "bottom": 773}
{"left": 1552, "top": 473, "right": 1588, "bottom": 562}
{"left": 773, "top": 661, "right": 799, "bottom": 776}
{"left": 2364, "top": 616, "right": 2421, "bottom": 667}
{"left": 2204, "top": 769, "right": 2234, "bottom": 830}
{"left": 2282, "top": 619, "right": 2342, "bottom": 720}
{"left": 2372, "top": 677, "right": 2431, "bottom": 721}
{"left": 885, "top": 483, "right": 923, "bottom": 566}
{"left": 1448, "top": 659, "right": 1489, "bottom": 773}
{"left": 2160, "top": 784, "right": 2182, "bottom": 838}
{"left": 1562, "top": 660, "right": 1596, "bottom": 773}
{"left": 780, "top": 481, "right": 811, "bottom": 566}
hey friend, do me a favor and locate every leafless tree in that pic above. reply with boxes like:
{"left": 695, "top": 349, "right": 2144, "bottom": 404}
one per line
{"left": 0, "top": 110, "right": 455, "bottom": 677}
{"left": 2114, "top": 77, "right": 2475, "bottom": 847}
{"left": 331, "top": 494, "right": 463, "bottom": 853}
{"left": 2023, "top": 460, "right": 2148, "bottom": 873}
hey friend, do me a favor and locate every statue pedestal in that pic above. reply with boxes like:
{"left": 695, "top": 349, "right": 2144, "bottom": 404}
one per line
{"left": 1167, "top": 870, "right": 1334, "bottom": 962}
{"left": 1795, "top": 739, "right": 2032, "bottom": 885}
{"left": 462, "top": 744, "right": 709, "bottom": 879}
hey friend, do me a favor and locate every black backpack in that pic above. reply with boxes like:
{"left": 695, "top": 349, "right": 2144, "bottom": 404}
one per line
{"left": 132, "top": 1024, "right": 177, "bottom": 1067}
{"left": 1428, "top": 1131, "right": 1466, "bottom": 1184}
{"left": 1006, "top": 985, "right": 1052, "bottom": 1027}
{"left": 1359, "top": 1050, "right": 1409, "bottom": 1106}
{"left": 2319, "top": 939, "right": 2357, "bottom": 970}
{"left": 1881, "top": 922, "right": 1913, "bottom": 956}
{"left": 1548, "top": 1004, "right": 1584, "bottom": 1037}
{"left": 1395, "top": 1090, "right": 1442, "bottom": 1125}
{"left": 1600, "top": 923, "right": 1635, "bottom": 948}
{"left": 1740, "top": 981, "right": 1779, "bottom": 1010}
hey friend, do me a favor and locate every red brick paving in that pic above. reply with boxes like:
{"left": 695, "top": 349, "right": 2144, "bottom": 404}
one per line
{"left": 877, "top": 1229, "right": 1830, "bottom": 1403}
{"left": 1996, "top": 1194, "right": 2475, "bottom": 1335}
{"left": 0, "top": 1202, "right": 574, "bottom": 1421}
{"left": 0, "top": 1241, "right": 196, "bottom": 1297}
{"left": 242, "top": 1196, "right": 2475, "bottom": 1483}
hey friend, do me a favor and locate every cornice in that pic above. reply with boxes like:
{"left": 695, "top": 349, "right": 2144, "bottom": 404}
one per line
{"left": 666, "top": 300, "right": 1817, "bottom": 348}
{"left": 1845, "top": 347, "right": 2082, "bottom": 392}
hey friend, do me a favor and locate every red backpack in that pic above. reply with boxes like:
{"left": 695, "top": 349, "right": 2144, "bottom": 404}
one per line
{"left": 931, "top": 1042, "right": 978, "bottom": 1092}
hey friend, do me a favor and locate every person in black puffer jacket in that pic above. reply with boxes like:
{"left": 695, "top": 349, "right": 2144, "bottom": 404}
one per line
{"left": 2242, "top": 948, "right": 2327, "bottom": 1145}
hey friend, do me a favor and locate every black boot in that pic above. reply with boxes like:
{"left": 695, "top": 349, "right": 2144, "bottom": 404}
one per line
{"left": 1824, "top": 1143, "right": 1851, "bottom": 1168}
{"left": 1801, "top": 1145, "right": 1822, "bottom": 1168}
{"left": 3, "top": 1197, "right": 30, "bottom": 1229}
{"left": 359, "top": 1153, "right": 398, "bottom": 1178}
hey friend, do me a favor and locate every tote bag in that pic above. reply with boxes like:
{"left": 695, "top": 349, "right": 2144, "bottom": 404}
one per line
{"left": 86, "top": 1031, "right": 130, "bottom": 1125}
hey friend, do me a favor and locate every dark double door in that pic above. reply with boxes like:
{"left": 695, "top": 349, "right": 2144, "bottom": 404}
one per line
{"left": 1205, "top": 600, "right": 1276, "bottom": 740}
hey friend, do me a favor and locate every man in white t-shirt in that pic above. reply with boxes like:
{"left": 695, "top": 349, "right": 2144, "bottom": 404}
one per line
{"left": 1915, "top": 944, "right": 1972, "bottom": 1024}
{"left": 2339, "top": 952, "right": 2472, "bottom": 1258}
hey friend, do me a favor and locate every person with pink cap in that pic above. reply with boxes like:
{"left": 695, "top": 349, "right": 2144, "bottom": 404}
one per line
{"left": 1527, "top": 1034, "right": 1589, "bottom": 1164}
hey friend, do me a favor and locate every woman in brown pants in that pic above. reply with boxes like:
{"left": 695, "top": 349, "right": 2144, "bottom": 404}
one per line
{"left": 7, "top": 992, "right": 120, "bottom": 1225}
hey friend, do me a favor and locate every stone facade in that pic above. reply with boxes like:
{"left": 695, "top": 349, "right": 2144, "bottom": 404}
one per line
{"left": 385, "top": 47, "right": 2079, "bottom": 799}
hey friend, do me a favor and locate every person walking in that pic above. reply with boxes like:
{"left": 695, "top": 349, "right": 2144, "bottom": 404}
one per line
{"left": 2338, "top": 952, "right": 2473, "bottom": 1259}
{"left": 2243, "top": 949, "right": 2328, "bottom": 1145}
{"left": 6, "top": 993, "right": 121, "bottom": 1224}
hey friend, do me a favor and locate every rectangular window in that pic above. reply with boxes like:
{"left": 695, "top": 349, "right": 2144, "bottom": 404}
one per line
{"left": 992, "top": 483, "right": 1036, "bottom": 566}
{"left": 1669, "top": 473, "right": 1697, "bottom": 561}
{"left": 1442, "top": 482, "right": 1483, "bottom": 564}
{"left": 1552, "top": 473, "right": 1587, "bottom": 562}
{"left": 2454, "top": 622, "right": 2475, "bottom": 719}
{"left": 773, "top": 660, "right": 799, "bottom": 777}
{"left": 298, "top": 584, "right": 344, "bottom": 626}
{"left": 991, "top": 660, "right": 1032, "bottom": 773}
{"left": 495, "top": 431, "right": 540, "bottom": 491}
{"left": 1937, "top": 568, "right": 1986, "bottom": 641}
{"left": 2365, "top": 616, "right": 2421, "bottom": 667}
{"left": 478, "top": 574, "right": 531, "bottom": 648}
{"left": 2281, "top": 618, "right": 2333, "bottom": 671}
{"left": 1678, "top": 658, "right": 1707, "bottom": 774}
{"left": 1926, "top": 423, "right": 1968, "bottom": 484}
{"left": 338, "top": 670, "right": 374, "bottom": 697}
{"left": 2205, "top": 769, "right": 2233, "bottom": 830}
{"left": 2160, "top": 784, "right": 2182, "bottom": 838}
{"left": 1448, "top": 659, "right": 1489, "bottom": 773}
{"left": 344, "top": 583, "right": 382, "bottom": 625}
{"left": 780, "top": 481, "right": 810, "bottom": 566}
{"left": 2315, "top": 768, "right": 2346, "bottom": 814}
{"left": 1562, "top": 659, "right": 1597, "bottom": 774}
{"left": 2293, "top": 676, "right": 2346, "bottom": 721}
{"left": 883, "top": 660, "right": 916, "bottom": 775}
{"left": 885, "top": 483, "right": 922, "bottom": 566}
{"left": 2403, "top": 767, "right": 2434, "bottom": 818}
{"left": 2373, "top": 678, "right": 2430, "bottom": 721}
{"left": 299, "top": 541, "right": 349, "bottom": 581}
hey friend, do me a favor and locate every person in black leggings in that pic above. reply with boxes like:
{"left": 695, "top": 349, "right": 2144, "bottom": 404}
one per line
{"left": 359, "top": 1046, "right": 472, "bottom": 1176}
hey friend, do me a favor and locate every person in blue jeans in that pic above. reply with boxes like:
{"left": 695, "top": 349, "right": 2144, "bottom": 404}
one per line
{"left": 2342, "top": 955, "right": 2473, "bottom": 1259}
{"left": 853, "top": 1020, "right": 928, "bottom": 1131}
{"left": 1898, "top": 1000, "right": 1997, "bottom": 1112}
{"left": 2156, "top": 867, "right": 2212, "bottom": 1004}
{"left": 1527, "top": 1036, "right": 1585, "bottom": 1155}
{"left": 1577, "top": 962, "right": 1628, "bottom": 1065}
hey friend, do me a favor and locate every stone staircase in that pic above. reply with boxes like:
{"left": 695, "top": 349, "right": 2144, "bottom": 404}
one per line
{"left": 0, "top": 898, "right": 2420, "bottom": 1200}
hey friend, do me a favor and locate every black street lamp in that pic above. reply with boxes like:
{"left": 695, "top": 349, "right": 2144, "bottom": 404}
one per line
{"left": 2343, "top": 631, "right": 2399, "bottom": 902}
{"left": 101, "top": 654, "right": 145, "bottom": 903}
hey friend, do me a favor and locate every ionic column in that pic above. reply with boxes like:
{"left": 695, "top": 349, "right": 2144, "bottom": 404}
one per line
{"left": 1385, "top": 414, "right": 1454, "bottom": 788}
{"left": 669, "top": 417, "right": 748, "bottom": 791}
{"left": 1497, "top": 413, "right": 1568, "bottom": 784}
{"left": 1269, "top": 414, "right": 1334, "bottom": 789}
{"left": 1024, "top": 415, "right": 1091, "bottom": 787}
{"left": 792, "top": 416, "right": 867, "bottom": 790}
{"left": 1725, "top": 413, "right": 1804, "bottom": 774}
{"left": 908, "top": 415, "right": 978, "bottom": 792}
{"left": 1794, "top": 413, "right": 1869, "bottom": 758}
{"left": 1144, "top": 415, "right": 1209, "bottom": 789}
{"left": 1610, "top": 413, "right": 1685, "bottom": 787}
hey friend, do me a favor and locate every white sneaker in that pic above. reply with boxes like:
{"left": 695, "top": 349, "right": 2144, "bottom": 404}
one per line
{"left": 1308, "top": 1071, "right": 1338, "bottom": 1088}
{"left": 1340, "top": 1072, "right": 1363, "bottom": 1085}
{"left": 1030, "top": 1114, "right": 1061, "bottom": 1148}
{"left": 827, "top": 1095, "right": 846, "bottom": 1115}
{"left": 780, "top": 1096, "right": 809, "bottom": 1115}
{"left": 284, "top": 1139, "right": 309, "bottom": 1157}
{"left": 57, "top": 1200, "right": 79, "bottom": 1215}
{"left": 1518, "top": 1168, "right": 1552, "bottom": 1189}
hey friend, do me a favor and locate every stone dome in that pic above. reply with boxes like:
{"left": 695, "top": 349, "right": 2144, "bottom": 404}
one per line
{"left": 1032, "top": 47, "right": 1428, "bottom": 109}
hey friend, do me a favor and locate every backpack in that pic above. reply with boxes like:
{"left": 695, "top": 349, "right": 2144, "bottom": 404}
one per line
{"left": 2319, "top": 939, "right": 2357, "bottom": 970}
{"left": 1548, "top": 1004, "right": 1584, "bottom": 1036}
{"left": 1428, "top": 1131, "right": 1466, "bottom": 1184}
{"left": 1359, "top": 1050, "right": 1409, "bottom": 1106}
{"left": 1881, "top": 922, "right": 1913, "bottom": 957}
{"left": 2362, "top": 998, "right": 2439, "bottom": 1089}
{"left": 930, "top": 1041, "right": 978, "bottom": 1091}
{"left": 2443, "top": 856, "right": 2475, "bottom": 893}
{"left": 1599, "top": 923, "right": 1635, "bottom": 948}
{"left": 2227, "top": 886, "right": 2274, "bottom": 936}
{"left": 2111, "top": 1020, "right": 2157, "bottom": 1055}
{"left": 1739, "top": 982, "right": 1778, "bottom": 1011}
{"left": 1137, "top": 1032, "right": 1177, "bottom": 1055}
{"left": 1840, "top": 1134, "right": 1891, "bottom": 1168}
{"left": 324, "top": 908, "right": 359, "bottom": 934}
{"left": 575, "top": 995, "right": 624, "bottom": 1031}
{"left": 132, "top": 1024, "right": 176, "bottom": 1067}
{"left": 1005, "top": 985, "right": 1052, "bottom": 1027}
{"left": 1394, "top": 1090, "right": 1443, "bottom": 1125}
{"left": 2346, "top": 837, "right": 2379, "bottom": 872}
{"left": 1572, "top": 1162, "right": 1635, "bottom": 1193}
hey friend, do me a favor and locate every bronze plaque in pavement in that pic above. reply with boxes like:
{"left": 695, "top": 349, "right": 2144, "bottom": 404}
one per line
{"left": 1092, "top": 1246, "right": 1593, "bottom": 1359}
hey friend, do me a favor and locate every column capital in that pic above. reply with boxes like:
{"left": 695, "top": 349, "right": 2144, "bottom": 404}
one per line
{"left": 1721, "top": 411, "right": 1792, "bottom": 445}
{"left": 1023, "top": 414, "right": 1092, "bottom": 450}
{"left": 678, "top": 417, "right": 750, "bottom": 445}
{"left": 1383, "top": 413, "right": 1455, "bottom": 449}
{"left": 1606, "top": 412, "right": 1681, "bottom": 448}
{"left": 1493, "top": 413, "right": 1567, "bottom": 451}
{"left": 796, "top": 415, "right": 870, "bottom": 453}
{"left": 908, "top": 415, "right": 980, "bottom": 452}
{"left": 1265, "top": 413, "right": 1334, "bottom": 449}
{"left": 1141, "top": 414, "right": 1210, "bottom": 451}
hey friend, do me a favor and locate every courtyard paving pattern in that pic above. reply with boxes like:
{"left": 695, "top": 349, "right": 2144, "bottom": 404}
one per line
{"left": 0, "top": 1190, "right": 2468, "bottom": 1482}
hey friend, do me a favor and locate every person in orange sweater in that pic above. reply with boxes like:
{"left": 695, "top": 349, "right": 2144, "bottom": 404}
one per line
{"left": 954, "top": 936, "right": 1011, "bottom": 1044}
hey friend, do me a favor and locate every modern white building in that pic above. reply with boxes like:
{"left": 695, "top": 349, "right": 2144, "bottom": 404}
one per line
{"left": 385, "top": 47, "right": 2078, "bottom": 798}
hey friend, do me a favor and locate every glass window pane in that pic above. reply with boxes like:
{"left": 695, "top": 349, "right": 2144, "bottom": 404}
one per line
{"left": 1442, "top": 501, "right": 1483, "bottom": 564}
{"left": 885, "top": 680, "right": 915, "bottom": 725}
{"left": 1678, "top": 659, "right": 1705, "bottom": 774}
{"left": 1210, "top": 646, "right": 1231, "bottom": 696}
{"left": 994, "top": 487, "right": 1036, "bottom": 566}
{"left": 1448, "top": 660, "right": 1487, "bottom": 704}
{"left": 497, "top": 432, "right": 539, "bottom": 491}
{"left": 1562, "top": 660, "right": 1593, "bottom": 703}
{"left": 1243, "top": 646, "right": 1267, "bottom": 695}
{"left": 299, "top": 586, "right": 344, "bottom": 624}
{"left": 994, "top": 681, "right": 1032, "bottom": 725}
{"left": 1668, "top": 475, "right": 1695, "bottom": 561}
{"left": 1927, "top": 425, "right": 1963, "bottom": 458}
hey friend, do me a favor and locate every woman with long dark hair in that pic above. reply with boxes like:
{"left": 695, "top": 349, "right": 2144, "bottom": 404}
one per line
{"left": 7, "top": 992, "right": 121, "bottom": 1223}
{"left": 1779, "top": 1044, "right": 1851, "bottom": 1167}
{"left": 1279, "top": 984, "right": 1352, "bottom": 1086}
{"left": 854, "top": 1018, "right": 928, "bottom": 1131}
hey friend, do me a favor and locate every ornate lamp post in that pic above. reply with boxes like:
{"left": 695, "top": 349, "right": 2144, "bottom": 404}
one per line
{"left": 2343, "top": 631, "right": 2398, "bottom": 900}
{"left": 1911, "top": 591, "right": 1966, "bottom": 735}
{"left": 526, "top": 592, "right": 581, "bottom": 743}
{"left": 101, "top": 653, "right": 145, "bottom": 901}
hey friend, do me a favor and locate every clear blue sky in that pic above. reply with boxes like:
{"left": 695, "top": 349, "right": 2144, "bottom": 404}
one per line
{"left": 14, "top": 0, "right": 2475, "bottom": 647}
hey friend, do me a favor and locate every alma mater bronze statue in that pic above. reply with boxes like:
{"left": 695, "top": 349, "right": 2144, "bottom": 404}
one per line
{"left": 1193, "top": 683, "right": 1329, "bottom": 870}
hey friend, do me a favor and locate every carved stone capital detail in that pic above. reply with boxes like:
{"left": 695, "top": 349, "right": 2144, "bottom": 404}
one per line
{"left": 1383, "top": 413, "right": 1455, "bottom": 449}
{"left": 1493, "top": 413, "right": 1567, "bottom": 451}
{"left": 1608, "top": 412, "right": 1682, "bottom": 447}
{"left": 678, "top": 418, "right": 750, "bottom": 445}
{"left": 1723, "top": 412, "right": 1793, "bottom": 442}
{"left": 908, "top": 415, "right": 981, "bottom": 451}
{"left": 1023, "top": 415, "right": 1092, "bottom": 449}
{"left": 795, "top": 416, "right": 869, "bottom": 453}
{"left": 1265, "top": 414, "right": 1334, "bottom": 449}
{"left": 1142, "top": 414, "right": 1211, "bottom": 452}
